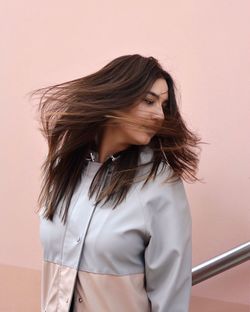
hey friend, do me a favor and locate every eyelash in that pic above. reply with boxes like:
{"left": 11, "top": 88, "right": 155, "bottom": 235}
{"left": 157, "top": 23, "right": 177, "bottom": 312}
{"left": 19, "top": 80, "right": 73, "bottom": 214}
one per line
{"left": 144, "top": 98, "right": 167, "bottom": 108}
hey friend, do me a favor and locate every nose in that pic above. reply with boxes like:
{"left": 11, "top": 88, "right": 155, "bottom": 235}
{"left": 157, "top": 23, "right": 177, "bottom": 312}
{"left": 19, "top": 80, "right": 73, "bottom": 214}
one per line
{"left": 149, "top": 109, "right": 164, "bottom": 133}
{"left": 151, "top": 106, "right": 165, "bottom": 123}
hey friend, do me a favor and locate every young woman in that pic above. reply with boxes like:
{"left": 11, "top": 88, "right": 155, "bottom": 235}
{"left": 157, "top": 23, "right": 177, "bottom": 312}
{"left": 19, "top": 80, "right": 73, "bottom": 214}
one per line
{"left": 33, "top": 54, "right": 201, "bottom": 312}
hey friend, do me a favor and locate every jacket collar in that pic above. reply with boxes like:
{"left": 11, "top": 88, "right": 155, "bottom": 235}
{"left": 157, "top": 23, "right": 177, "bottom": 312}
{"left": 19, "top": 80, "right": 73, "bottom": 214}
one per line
{"left": 85, "top": 133, "right": 123, "bottom": 163}
{"left": 85, "top": 150, "right": 121, "bottom": 163}
{"left": 85, "top": 145, "right": 154, "bottom": 165}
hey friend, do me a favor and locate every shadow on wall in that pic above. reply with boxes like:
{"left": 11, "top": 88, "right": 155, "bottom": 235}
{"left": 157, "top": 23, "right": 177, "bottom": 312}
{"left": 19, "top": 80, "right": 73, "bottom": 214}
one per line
{"left": 0, "top": 264, "right": 40, "bottom": 311}
{"left": 190, "top": 295, "right": 250, "bottom": 312}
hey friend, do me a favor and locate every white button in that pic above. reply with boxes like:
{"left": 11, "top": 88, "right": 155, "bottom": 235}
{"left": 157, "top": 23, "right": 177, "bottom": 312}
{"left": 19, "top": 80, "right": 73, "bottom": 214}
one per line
{"left": 78, "top": 297, "right": 83, "bottom": 303}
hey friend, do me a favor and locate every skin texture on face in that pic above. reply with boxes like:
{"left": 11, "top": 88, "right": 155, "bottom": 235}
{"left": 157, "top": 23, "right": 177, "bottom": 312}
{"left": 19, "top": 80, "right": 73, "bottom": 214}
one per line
{"left": 98, "top": 78, "right": 168, "bottom": 163}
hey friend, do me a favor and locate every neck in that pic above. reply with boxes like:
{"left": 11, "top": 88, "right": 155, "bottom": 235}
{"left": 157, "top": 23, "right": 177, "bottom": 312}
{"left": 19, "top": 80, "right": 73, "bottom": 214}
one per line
{"left": 95, "top": 127, "right": 130, "bottom": 163}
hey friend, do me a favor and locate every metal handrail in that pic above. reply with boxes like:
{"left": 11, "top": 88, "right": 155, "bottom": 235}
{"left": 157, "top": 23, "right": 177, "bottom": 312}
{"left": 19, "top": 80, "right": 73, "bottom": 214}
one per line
{"left": 192, "top": 241, "right": 250, "bottom": 285}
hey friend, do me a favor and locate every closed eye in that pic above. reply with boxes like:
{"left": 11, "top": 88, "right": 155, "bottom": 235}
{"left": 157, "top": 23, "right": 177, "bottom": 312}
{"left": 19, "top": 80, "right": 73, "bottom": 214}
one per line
{"left": 144, "top": 98, "right": 168, "bottom": 108}
{"left": 144, "top": 98, "right": 154, "bottom": 105}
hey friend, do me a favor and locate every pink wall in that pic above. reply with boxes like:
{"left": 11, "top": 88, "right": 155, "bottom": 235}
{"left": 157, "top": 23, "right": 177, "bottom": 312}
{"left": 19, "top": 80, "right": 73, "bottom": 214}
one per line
{"left": 1, "top": 0, "right": 249, "bottom": 310}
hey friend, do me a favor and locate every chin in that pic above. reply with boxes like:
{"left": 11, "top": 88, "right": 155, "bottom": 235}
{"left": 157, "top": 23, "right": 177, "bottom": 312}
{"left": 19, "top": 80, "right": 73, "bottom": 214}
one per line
{"left": 132, "top": 133, "right": 153, "bottom": 145}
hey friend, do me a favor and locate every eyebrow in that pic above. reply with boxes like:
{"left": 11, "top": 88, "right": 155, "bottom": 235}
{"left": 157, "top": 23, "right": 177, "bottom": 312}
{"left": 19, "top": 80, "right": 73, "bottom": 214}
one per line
{"left": 146, "top": 91, "right": 168, "bottom": 101}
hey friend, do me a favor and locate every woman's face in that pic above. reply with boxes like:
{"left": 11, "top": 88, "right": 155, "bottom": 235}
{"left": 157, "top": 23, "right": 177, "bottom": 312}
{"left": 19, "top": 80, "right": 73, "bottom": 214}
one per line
{"left": 118, "top": 78, "right": 168, "bottom": 146}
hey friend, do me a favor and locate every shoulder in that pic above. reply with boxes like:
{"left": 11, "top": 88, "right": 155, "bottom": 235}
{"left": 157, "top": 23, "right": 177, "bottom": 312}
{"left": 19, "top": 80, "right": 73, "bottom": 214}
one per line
{"left": 136, "top": 145, "right": 175, "bottom": 182}
{"left": 139, "top": 162, "right": 186, "bottom": 204}
{"left": 136, "top": 153, "right": 191, "bottom": 219}
{"left": 135, "top": 145, "right": 190, "bottom": 213}
{"left": 137, "top": 164, "right": 192, "bottom": 240}
{"left": 137, "top": 146, "right": 180, "bottom": 195}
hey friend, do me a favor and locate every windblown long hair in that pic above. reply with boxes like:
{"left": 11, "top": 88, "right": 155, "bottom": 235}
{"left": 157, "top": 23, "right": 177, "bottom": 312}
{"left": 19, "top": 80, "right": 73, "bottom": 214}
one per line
{"left": 31, "top": 54, "right": 203, "bottom": 224}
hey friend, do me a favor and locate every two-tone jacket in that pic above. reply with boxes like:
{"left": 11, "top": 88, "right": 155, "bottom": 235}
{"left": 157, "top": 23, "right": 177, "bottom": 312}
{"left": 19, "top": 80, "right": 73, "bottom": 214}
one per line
{"left": 39, "top": 146, "right": 192, "bottom": 312}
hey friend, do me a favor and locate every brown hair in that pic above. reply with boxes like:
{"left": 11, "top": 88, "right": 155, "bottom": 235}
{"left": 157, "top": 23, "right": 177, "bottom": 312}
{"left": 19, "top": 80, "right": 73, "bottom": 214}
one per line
{"left": 30, "top": 54, "right": 203, "bottom": 224}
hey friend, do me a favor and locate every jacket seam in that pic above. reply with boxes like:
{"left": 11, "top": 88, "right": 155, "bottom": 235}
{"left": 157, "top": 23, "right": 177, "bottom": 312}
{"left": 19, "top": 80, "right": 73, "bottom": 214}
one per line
{"left": 42, "top": 260, "right": 145, "bottom": 276}
{"left": 78, "top": 267, "right": 145, "bottom": 276}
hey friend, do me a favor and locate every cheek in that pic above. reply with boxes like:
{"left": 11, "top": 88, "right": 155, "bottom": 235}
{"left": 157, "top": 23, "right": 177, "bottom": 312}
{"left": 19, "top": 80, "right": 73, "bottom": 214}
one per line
{"left": 120, "top": 123, "right": 138, "bottom": 136}
{"left": 119, "top": 122, "right": 151, "bottom": 143}
{"left": 134, "top": 103, "right": 151, "bottom": 115}
{"left": 118, "top": 104, "right": 152, "bottom": 139}
{"left": 127, "top": 105, "right": 152, "bottom": 125}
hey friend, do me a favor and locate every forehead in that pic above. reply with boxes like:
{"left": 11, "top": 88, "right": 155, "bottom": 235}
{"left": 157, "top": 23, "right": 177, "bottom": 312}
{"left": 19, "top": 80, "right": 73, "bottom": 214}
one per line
{"left": 150, "top": 78, "right": 168, "bottom": 94}
{"left": 147, "top": 78, "right": 168, "bottom": 99}
{"left": 151, "top": 78, "right": 168, "bottom": 92}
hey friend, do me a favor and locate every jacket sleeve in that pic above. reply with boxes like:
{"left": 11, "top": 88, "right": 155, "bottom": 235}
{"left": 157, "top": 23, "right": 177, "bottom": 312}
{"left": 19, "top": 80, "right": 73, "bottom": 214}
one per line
{"left": 141, "top": 167, "right": 192, "bottom": 312}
